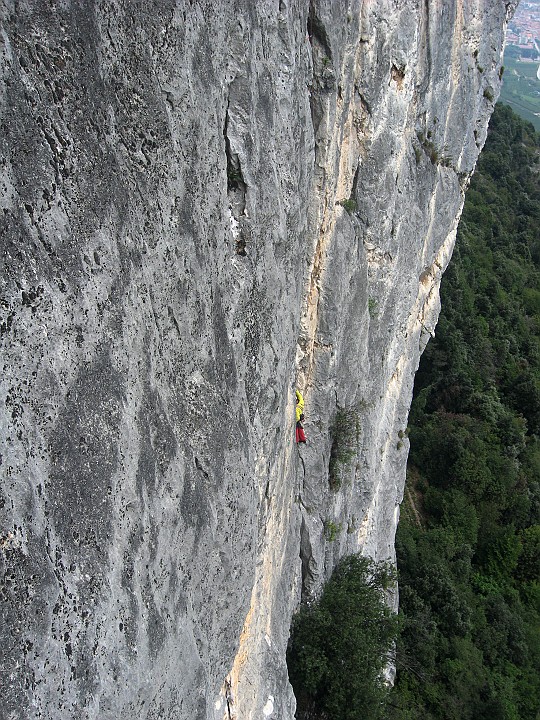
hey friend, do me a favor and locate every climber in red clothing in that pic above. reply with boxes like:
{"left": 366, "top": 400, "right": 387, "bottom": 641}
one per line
{"left": 295, "top": 389, "right": 307, "bottom": 444}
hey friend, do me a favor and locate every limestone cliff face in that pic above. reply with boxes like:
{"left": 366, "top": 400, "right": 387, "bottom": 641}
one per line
{"left": 0, "top": 2, "right": 512, "bottom": 719}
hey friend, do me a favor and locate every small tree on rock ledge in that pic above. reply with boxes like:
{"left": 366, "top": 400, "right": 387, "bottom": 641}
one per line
{"left": 328, "top": 408, "right": 359, "bottom": 490}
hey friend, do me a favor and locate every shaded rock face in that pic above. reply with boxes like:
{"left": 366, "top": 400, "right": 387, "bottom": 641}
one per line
{"left": 0, "top": 1, "right": 512, "bottom": 719}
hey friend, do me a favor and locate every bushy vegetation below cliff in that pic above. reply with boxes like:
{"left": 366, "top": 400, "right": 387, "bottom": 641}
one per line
{"left": 390, "top": 104, "right": 540, "bottom": 720}
{"left": 287, "top": 555, "right": 398, "bottom": 720}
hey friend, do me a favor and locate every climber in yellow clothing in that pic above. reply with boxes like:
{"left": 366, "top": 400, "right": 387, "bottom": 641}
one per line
{"left": 295, "top": 390, "right": 307, "bottom": 443}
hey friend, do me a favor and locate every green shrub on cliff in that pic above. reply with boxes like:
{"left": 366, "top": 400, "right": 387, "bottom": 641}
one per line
{"left": 328, "top": 408, "right": 359, "bottom": 490}
{"left": 287, "top": 555, "right": 398, "bottom": 720}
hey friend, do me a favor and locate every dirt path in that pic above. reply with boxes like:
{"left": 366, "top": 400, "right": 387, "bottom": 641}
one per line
{"left": 405, "top": 483, "right": 424, "bottom": 529}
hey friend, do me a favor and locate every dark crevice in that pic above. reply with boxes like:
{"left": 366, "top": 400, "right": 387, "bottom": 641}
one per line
{"left": 351, "top": 161, "right": 360, "bottom": 201}
{"left": 224, "top": 109, "right": 244, "bottom": 193}
{"left": 307, "top": 2, "right": 337, "bottom": 144}
{"left": 224, "top": 677, "right": 234, "bottom": 719}
{"left": 167, "top": 306, "right": 181, "bottom": 337}
{"left": 357, "top": 90, "right": 371, "bottom": 116}
{"left": 391, "top": 63, "right": 406, "bottom": 89}
{"left": 307, "top": 1, "right": 332, "bottom": 60}
{"left": 299, "top": 514, "right": 315, "bottom": 599}
{"left": 223, "top": 103, "right": 247, "bottom": 255}
{"left": 223, "top": 103, "right": 243, "bottom": 190}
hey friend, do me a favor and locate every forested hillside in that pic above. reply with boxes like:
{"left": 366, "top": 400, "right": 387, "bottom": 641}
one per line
{"left": 391, "top": 104, "right": 540, "bottom": 719}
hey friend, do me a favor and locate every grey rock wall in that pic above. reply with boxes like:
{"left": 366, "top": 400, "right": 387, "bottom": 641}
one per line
{"left": 0, "top": 1, "right": 513, "bottom": 719}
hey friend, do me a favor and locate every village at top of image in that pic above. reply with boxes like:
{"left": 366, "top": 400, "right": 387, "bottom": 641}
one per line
{"left": 506, "top": 0, "right": 540, "bottom": 56}
{"left": 500, "top": 0, "right": 540, "bottom": 130}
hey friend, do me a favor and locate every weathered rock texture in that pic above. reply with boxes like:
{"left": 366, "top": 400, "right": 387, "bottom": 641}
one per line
{"left": 0, "top": 1, "right": 512, "bottom": 718}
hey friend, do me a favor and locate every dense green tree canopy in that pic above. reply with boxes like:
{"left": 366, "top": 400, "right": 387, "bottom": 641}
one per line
{"left": 287, "top": 555, "right": 398, "bottom": 720}
{"left": 391, "top": 104, "right": 540, "bottom": 720}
